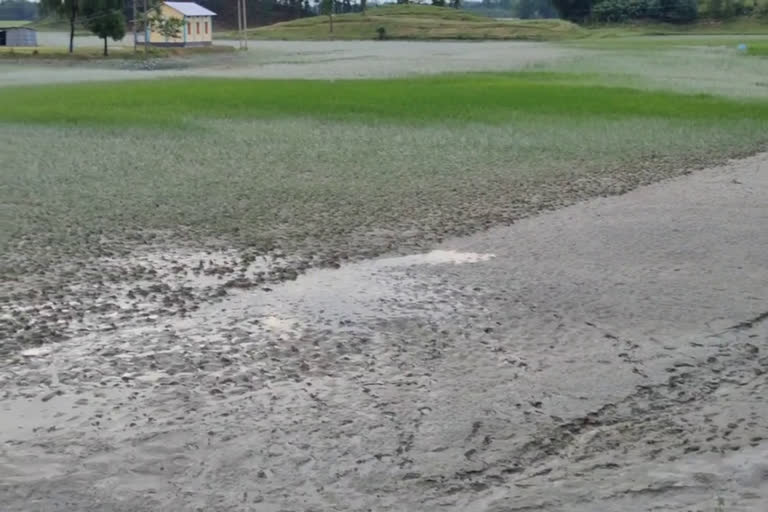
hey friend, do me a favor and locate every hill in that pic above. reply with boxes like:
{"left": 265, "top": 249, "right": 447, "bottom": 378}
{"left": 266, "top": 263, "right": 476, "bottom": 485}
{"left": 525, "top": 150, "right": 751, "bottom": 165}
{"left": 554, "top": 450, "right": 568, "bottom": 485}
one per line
{"left": 222, "top": 5, "right": 585, "bottom": 41}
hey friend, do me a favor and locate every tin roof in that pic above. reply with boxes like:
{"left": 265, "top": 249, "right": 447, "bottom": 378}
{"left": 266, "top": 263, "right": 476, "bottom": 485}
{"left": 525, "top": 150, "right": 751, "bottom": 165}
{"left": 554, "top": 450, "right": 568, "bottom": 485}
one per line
{"left": 164, "top": 2, "right": 217, "bottom": 16}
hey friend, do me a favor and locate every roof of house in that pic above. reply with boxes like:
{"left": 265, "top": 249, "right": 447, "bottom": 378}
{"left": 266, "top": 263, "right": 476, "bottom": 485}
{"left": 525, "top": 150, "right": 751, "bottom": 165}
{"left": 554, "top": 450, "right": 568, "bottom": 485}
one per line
{"left": 164, "top": 2, "right": 217, "bottom": 16}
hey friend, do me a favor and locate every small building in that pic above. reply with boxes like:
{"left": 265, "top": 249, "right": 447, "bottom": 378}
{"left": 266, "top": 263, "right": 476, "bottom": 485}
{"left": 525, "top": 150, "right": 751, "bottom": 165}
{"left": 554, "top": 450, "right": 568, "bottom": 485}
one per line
{"left": 147, "top": 2, "right": 216, "bottom": 47}
{"left": 0, "top": 27, "right": 37, "bottom": 47}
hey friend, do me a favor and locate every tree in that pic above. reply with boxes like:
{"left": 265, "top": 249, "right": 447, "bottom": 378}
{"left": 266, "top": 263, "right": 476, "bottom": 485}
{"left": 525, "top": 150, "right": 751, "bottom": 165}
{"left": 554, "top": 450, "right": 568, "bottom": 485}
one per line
{"left": 148, "top": 4, "right": 184, "bottom": 40}
{"left": 41, "top": 0, "right": 80, "bottom": 53}
{"left": 551, "top": 0, "right": 592, "bottom": 20}
{"left": 449, "top": 0, "right": 461, "bottom": 7}
{"left": 432, "top": 0, "right": 446, "bottom": 5}
{"left": 82, "top": 0, "right": 126, "bottom": 56}
{"left": 360, "top": 0, "right": 367, "bottom": 12}
{"left": 319, "top": 0, "right": 333, "bottom": 31}
{"left": 0, "top": 0, "right": 38, "bottom": 21}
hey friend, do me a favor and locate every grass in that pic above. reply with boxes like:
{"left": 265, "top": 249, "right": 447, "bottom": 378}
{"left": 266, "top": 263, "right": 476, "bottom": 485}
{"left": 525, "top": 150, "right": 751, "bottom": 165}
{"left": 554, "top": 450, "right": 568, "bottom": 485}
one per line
{"left": 219, "top": 5, "right": 584, "bottom": 40}
{"left": 0, "top": 44, "right": 235, "bottom": 60}
{"left": 214, "top": 6, "right": 767, "bottom": 41}
{"left": 2, "top": 71, "right": 768, "bottom": 273}
{"left": 0, "top": 20, "right": 30, "bottom": 28}
{"left": 746, "top": 40, "right": 768, "bottom": 54}
{"left": 2, "top": 74, "right": 768, "bottom": 126}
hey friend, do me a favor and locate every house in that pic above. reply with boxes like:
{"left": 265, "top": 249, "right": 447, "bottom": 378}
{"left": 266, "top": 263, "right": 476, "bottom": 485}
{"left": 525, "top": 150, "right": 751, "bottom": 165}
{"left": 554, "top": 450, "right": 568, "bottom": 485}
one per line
{"left": 146, "top": 2, "right": 216, "bottom": 47}
{"left": 0, "top": 27, "right": 37, "bottom": 47}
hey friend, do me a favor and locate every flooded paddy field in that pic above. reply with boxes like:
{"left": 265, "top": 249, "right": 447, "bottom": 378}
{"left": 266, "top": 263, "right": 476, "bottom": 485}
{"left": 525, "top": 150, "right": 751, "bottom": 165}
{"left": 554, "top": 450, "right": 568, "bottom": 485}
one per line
{"left": 2, "top": 39, "right": 768, "bottom": 511}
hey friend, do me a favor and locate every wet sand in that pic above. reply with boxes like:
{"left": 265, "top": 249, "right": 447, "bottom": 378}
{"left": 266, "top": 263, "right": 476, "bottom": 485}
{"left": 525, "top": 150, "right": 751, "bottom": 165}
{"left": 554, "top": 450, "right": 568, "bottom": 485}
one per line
{"left": 2, "top": 154, "right": 767, "bottom": 510}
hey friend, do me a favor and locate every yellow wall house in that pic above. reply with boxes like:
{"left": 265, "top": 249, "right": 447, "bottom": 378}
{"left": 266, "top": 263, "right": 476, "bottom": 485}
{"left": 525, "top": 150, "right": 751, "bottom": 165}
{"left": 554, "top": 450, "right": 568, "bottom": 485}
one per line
{"left": 147, "top": 2, "right": 216, "bottom": 47}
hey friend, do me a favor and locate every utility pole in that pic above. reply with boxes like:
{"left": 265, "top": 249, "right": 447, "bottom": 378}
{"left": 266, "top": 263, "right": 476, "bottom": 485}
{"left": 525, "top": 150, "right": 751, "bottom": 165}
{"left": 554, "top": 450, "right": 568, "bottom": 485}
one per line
{"left": 237, "top": 0, "right": 248, "bottom": 50}
{"left": 242, "top": 0, "right": 248, "bottom": 50}
{"left": 236, "top": 0, "right": 242, "bottom": 49}
{"left": 133, "top": 0, "right": 138, "bottom": 52}
{"left": 143, "top": 0, "right": 148, "bottom": 55}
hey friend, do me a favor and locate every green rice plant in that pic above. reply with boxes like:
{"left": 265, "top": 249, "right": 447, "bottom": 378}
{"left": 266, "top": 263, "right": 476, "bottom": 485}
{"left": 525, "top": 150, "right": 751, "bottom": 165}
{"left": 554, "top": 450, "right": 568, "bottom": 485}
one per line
{"left": 2, "top": 74, "right": 768, "bottom": 127}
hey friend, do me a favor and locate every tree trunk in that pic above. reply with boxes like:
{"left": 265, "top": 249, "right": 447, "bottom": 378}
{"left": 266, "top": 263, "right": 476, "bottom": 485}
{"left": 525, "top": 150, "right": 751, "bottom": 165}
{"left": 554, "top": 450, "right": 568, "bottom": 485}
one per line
{"left": 68, "top": 2, "right": 77, "bottom": 54}
{"left": 103, "top": 36, "right": 108, "bottom": 56}
{"left": 361, "top": 0, "right": 367, "bottom": 13}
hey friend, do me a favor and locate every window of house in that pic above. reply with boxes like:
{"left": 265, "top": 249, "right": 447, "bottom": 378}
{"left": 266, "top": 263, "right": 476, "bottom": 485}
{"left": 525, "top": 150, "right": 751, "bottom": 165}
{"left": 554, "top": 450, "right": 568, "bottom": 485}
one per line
{"left": 205, "top": 22, "right": 208, "bottom": 34}
{"left": 196, "top": 22, "right": 200, "bottom": 34}
{"left": 187, "top": 23, "right": 191, "bottom": 36}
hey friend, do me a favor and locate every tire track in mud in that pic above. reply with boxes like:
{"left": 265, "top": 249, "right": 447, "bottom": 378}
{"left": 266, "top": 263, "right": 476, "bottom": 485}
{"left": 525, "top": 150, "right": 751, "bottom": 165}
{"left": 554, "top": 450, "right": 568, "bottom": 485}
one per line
{"left": 423, "top": 319, "right": 768, "bottom": 510}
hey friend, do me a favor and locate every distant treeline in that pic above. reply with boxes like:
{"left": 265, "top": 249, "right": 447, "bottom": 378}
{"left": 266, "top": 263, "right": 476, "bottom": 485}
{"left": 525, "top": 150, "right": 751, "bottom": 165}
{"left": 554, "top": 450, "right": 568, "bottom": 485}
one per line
{"left": 464, "top": 0, "right": 559, "bottom": 18}
{"left": 0, "top": 0, "right": 37, "bottom": 20}
{"left": 552, "top": 0, "right": 768, "bottom": 21}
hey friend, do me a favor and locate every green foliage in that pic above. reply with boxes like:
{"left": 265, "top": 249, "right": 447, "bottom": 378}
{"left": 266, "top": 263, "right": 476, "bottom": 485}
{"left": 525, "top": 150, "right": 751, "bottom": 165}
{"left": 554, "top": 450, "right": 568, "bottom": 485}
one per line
{"left": 0, "top": 0, "right": 37, "bottom": 21}
{"left": 151, "top": 13, "right": 184, "bottom": 40}
{"left": 659, "top": 0, "right": 697, "bottom": 21}
{"left": 552, "top": 0, "right": 593, "bottom": 21}
{"left": 40, "top": 0, "right": 80, "bottom": 52}
{"left": 432, "top": 0, "right": 446, "bottom": 6}
{"left": 517, "top": 0, "right": 559, "bottom": 18}
{"left": 592, "top": 0, "right": 651, "bottom": 21}
{"left": 590, "top": 0, "right": 697, "bottom": 22}
{"left": 376, "top": 25, "right": 387, "bottom": 38}
{"left": 82, "top": 0, "right": 125, "bottom": 56}
{"left": 144, "top": 2, "right": 184, "bottom": 40}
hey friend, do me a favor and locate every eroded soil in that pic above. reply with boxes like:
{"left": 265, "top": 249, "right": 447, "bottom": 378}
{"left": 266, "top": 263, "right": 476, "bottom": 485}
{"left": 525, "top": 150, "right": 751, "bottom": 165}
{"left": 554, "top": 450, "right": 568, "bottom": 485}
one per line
{"left": 2, "top": 154, "right": 767, "bottom": 511}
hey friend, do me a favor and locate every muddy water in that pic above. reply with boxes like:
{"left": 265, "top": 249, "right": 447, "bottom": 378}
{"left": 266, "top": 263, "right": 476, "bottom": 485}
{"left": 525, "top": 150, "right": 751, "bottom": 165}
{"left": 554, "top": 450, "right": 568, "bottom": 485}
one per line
{"left": 2, "top": 154, "right": 768, "bottom": 511}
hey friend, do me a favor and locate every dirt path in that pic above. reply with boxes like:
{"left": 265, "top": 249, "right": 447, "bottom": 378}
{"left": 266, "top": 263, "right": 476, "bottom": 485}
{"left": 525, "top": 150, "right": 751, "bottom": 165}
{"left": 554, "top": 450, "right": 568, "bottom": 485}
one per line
{"left": 1, "top": 154, "right": 767, "bottom": 511}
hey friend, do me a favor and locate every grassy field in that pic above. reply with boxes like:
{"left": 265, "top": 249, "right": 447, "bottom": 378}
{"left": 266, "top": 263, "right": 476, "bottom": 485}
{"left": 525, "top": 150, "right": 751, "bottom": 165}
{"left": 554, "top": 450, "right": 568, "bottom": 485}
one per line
{"left": 2, "top": 67, "right": 768, "bottom": 275}
{"left": 746, "top": 40, "right": 768, "bottom": 54}
{"left": 0, "top": 20, "right": 30, "bottom": 28}
{"left": 222, "top": 5, "right": 584, "bottom": 40}
{"left": 2, "top": 74, "right": 768, "bottom": 125}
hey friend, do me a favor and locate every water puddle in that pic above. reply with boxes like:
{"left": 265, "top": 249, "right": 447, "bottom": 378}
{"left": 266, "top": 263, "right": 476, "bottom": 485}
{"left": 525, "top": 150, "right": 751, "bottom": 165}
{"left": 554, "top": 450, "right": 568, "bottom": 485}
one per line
{"left": 373, "top": 250, "right": 494, "bottom": 267}
{"left": 188, "top": 249, "right": 495, "bottom": 337}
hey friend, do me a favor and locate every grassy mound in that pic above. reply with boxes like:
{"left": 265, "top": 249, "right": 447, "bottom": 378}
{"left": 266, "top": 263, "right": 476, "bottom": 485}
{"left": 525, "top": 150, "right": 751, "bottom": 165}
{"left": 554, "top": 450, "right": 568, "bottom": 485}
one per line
{"left": 222, "top": 5, "right": 584, "bottom": 41}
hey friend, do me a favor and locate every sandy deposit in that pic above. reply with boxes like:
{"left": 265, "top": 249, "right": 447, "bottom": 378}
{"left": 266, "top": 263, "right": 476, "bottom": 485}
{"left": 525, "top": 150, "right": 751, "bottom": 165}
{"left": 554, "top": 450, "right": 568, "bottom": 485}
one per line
{"left": 2, "top": 153, "right": 767, "bottom": 511}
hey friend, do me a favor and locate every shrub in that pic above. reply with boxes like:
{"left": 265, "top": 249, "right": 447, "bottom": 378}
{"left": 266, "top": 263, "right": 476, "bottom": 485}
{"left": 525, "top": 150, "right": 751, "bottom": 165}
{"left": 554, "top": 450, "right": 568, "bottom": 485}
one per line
{"left": 592, "top": 0, "right": 648, "bottom": 21}
{"left": 591, "top": 0, "right": 696, "bottom": 21}
{"left": 659, "top": 0, "right": 697, "bottom": 22}
{"left": 552, "top": 0, "right": 593, "bottom": 21}
{"left": 376, "top": 26, "right": 387, "bottom": 39}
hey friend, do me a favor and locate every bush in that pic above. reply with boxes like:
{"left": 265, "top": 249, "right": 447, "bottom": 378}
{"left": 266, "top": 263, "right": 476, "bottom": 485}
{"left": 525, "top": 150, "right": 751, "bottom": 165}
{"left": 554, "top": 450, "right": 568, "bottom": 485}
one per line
{"left": 592, "top": 0, "right": 648, "bottom": 21}
{"left": 659, "top": 0, "right": 697, "bottom": 22}
{"left": 376, "top": 26, "right": 387, "bottom": 39}
{"left": 552, "top": 0, "right": 593, "bottom": 21}
{"left": 591, "top": 0, "right": 696, "bottom": 22}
